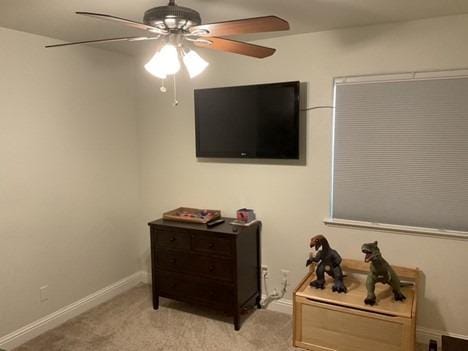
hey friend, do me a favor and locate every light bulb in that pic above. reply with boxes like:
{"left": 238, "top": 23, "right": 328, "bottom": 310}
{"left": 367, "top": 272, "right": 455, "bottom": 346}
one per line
{"left": 183, "top": 50, "right": 209, "bottom": 78}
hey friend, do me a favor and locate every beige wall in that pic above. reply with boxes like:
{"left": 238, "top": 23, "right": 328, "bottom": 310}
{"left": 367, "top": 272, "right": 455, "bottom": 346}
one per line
{"left": 2, "top": 11, "right": 468, "bottom": 343}
{"left": 0, "top": 28, "right": 140, "bottom": 336}
{"left": 137, "top": 14, "right": 468, "bottom": 335}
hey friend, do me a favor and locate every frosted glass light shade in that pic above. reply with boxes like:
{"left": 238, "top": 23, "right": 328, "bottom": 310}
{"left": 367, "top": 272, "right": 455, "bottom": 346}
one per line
{"left": 144, "top": 44, "right": 181, "bottom": 79}
{"left": 144, "top": 51, "right": 167, "bottom": 79}
{"left": 159, "top": 44, "right": 180, "bottom": 75}
{"left": 183, "top": 50, "right": 209, "bottom": 78}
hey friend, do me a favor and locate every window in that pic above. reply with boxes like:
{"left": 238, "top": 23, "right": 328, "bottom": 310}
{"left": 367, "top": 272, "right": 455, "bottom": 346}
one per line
{"left": 329, "top": 71, "right": 468, "bottom": 238}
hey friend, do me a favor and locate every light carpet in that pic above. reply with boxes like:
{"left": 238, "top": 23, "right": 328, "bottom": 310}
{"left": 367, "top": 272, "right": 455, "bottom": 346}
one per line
{"left": 13, "top": 284, "right": 426, "bottom": 351}
{"left": 13, "top": 284, "right": 294, "bottom": 351}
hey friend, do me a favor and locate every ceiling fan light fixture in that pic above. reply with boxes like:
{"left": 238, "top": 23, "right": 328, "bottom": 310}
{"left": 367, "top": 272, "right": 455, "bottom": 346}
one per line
{"left": 183, "top": 50, "right": 209, "bottom": 78}
{"left": 47, "top": 4, "right": 290, "bottom": 105}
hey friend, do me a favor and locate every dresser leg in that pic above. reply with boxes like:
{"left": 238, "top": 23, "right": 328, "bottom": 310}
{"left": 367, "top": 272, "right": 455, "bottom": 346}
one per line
{"left": 152, "top": 293, "right": 159, "bottom": 310}
{"left": 234, "top": 313, "right": 241, "bottom": 331}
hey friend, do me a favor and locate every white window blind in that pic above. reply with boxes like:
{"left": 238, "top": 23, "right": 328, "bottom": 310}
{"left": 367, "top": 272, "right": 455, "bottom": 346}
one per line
{"left": 332, "top": 73, "right": 468, "bottom": 236}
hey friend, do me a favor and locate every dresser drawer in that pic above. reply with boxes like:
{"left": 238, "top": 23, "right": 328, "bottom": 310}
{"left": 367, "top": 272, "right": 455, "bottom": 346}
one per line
{"left": 156, "top": 229, "right": 191, "bottom": 251}
{"left": 196, "top": 280, "right": 232, "bottom": 307}
{"left": 191, "top": 233, "right": 233, "bottom": 257}
{"left": 157, "top": 250, "right": 233, "bottom": 281}
{"left": 158, "top": 270, "right": 191, "bottom": 295}
{"left": 158, "top": 271, "right": 232, "bottom": 307}
{"left": 156, "top": 250, "right": 191, "bottom": 272}
{"left": 190, "top": 255, "right": 233, "bottom": 281}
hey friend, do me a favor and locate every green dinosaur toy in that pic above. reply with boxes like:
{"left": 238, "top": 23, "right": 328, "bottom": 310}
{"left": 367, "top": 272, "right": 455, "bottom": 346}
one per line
{"left": 361, "top": 241, "right": 406, "bottom": 306}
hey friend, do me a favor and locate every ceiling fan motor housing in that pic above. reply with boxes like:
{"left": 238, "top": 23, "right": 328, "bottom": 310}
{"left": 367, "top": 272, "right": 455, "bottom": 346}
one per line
{"left": 143, "top": 3, "right": 202, "bottom": 31}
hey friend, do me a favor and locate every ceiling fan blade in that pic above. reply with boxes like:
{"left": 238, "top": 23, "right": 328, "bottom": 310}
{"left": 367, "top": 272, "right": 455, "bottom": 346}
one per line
{"left": 45, "top": 36, "right": 158, "bottom": 48}
{"left": 194, "top": 37, "right": 276, "bottom": 58}
{"left": 76, "top": 12, "right": 168, "bottom": 35}
{"left": 189, "top": 16, "right": 289, "bottom": 37}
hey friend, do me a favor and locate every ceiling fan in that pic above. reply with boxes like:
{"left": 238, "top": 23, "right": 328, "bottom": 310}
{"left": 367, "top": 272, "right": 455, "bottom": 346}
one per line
{"left": 45, "top": 0, "right": 290, "bottom": 59}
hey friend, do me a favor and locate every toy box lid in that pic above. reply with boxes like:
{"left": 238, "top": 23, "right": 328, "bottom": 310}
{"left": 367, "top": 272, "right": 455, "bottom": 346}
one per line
{"left": 295, "top": 258, "right": 418, "bottom": 319}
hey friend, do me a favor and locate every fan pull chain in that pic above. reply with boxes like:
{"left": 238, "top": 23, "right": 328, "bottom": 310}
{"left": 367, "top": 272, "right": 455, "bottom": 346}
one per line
{"left": 172, "top": 75, "right": 179, "bottom": 106}
{"left": 160, "top": 79, "right": 167, "bottom": 93}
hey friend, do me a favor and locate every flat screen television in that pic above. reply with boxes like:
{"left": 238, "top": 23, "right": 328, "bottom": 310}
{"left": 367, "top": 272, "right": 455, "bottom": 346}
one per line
{"left": 194, "top": 81, "right": 300, "bottom": 159}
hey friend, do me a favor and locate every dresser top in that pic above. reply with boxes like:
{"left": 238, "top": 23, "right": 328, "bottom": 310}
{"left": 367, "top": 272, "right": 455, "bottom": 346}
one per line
{"left": 148, "top": 217, "right": 260, "bottom": 235}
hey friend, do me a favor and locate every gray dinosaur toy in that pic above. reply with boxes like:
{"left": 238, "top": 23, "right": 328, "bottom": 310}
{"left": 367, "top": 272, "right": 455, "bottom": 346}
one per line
{"left": 306, "top": 235, "right": 347, "bottom": 293}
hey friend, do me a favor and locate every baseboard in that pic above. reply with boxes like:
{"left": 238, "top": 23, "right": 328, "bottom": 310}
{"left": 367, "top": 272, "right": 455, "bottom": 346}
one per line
{"left": 141, "top": 270, "right": 151, "bottom": 284}
{"left": 262, "top": 296, "right": 468, "bottom": 349}
{"left": 416, "top": 326, "right": 468, "bottom": 349}
{"left": 262, "top": 295, "right": 294, "bottom": 315}
{"left": 0, "top": 271, "right": 147, "bottom": 351}
{"left": 417, "top": 327, "right": 443, "bottom": 348}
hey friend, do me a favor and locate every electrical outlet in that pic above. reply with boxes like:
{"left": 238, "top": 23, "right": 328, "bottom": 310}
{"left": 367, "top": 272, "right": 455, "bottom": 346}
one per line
{"left": 39, "top": 285, "right": 49, "bottom": 302}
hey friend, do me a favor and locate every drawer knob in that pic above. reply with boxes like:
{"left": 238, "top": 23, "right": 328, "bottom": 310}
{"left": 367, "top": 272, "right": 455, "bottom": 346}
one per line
{"left": 171, "top": 258, "right": 177, "bottom": 264}
{"left": 209, "top": 265, "right": 215, "bottom": 271}
{"left": 208, "top": 243, "right": 215, "bottom": 248}
{"left": 170, "top": 237, "right": 176, "bottom": 242}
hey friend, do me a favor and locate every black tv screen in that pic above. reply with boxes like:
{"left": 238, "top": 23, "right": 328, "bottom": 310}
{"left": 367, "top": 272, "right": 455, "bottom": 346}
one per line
{"left": 194, "top": 81, "right": 300, "bottom": 159}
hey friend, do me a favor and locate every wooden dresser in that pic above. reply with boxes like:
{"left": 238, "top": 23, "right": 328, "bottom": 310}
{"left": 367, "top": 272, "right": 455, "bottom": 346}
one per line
{"left": 148, "top": 217, "right": 261, "bottom": 330}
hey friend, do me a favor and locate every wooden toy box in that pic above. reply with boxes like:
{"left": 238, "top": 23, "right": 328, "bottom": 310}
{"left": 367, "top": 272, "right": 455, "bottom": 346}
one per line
{"left": 293, "top": 259, "right": 419, "bottom": 351}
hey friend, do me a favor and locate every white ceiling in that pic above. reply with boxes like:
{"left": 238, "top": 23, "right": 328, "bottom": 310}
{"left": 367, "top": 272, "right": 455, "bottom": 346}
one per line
{"left": 1, "top": 0, "right": 468, "bottom": 56}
